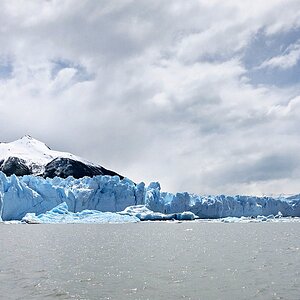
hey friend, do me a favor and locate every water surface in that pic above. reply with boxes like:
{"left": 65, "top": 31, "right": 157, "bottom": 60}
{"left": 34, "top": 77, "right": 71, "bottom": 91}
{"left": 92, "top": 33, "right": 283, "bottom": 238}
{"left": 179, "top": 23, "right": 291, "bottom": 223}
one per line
{"left": 0, "top": 222, "right": 299, "bottom": 299}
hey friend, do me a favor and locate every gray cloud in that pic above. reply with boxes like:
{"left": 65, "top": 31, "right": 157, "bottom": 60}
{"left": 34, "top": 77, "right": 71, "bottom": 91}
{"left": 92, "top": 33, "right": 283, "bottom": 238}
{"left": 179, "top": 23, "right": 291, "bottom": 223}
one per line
{"left": 215, "top": 153, "right": 298, "bottom": 184}
{"left": 0, "top": 1, "right": 300, "bottom": 195}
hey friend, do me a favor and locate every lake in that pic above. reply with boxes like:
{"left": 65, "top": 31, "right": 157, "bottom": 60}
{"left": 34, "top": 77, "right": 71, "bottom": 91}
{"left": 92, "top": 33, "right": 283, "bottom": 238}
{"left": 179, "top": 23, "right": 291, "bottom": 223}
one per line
{"left": 0, "top": 222, "right": 299, "bottom": 299}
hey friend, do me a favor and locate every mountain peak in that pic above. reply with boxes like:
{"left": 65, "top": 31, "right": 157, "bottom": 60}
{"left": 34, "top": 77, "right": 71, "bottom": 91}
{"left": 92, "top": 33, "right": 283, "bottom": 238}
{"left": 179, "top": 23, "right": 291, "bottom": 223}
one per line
{"left": 0, "top": 136, "right": 123, "bottom": 179}
{"left": 21, "top": 134, "right": 33, "bottom": 139}
{"left": 20, "top": 135, "right": 45, "bottom": 144}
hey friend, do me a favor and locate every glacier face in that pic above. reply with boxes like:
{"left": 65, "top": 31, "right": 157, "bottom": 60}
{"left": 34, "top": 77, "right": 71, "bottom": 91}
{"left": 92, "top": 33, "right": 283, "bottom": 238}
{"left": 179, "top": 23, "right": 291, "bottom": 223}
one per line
{"left": 0, "top": 171, "right": 300, "bottom": 221}
{"left": 0, "top": 172, "right": 145, "bottom": 221}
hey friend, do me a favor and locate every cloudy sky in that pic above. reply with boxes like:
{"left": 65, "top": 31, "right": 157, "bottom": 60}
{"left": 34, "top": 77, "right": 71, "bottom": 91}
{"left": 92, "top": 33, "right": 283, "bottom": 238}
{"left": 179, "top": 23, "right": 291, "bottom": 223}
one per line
{"left": 0, "top": 0, "right": 300, "bottom": 195}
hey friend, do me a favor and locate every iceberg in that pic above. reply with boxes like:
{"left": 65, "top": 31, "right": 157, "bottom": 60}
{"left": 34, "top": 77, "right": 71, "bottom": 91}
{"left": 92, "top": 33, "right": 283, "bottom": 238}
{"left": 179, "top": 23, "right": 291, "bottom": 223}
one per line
{"left": 120, "top": 205, "right": 196, "bottom": 221}
{"left": 0, "top": 171, "right": 300, "bottom": 222}
{"left": 22, "top": 202, "right": 139, "bottom": 224}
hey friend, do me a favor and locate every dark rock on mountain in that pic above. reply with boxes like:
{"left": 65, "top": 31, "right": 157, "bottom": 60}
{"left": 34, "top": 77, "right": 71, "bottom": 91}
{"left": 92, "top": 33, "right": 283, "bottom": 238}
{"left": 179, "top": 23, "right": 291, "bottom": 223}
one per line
{"left": 43, "top": 157, "right": 124, "bottom": 179}
{"left": 1, "top": 157, "right": 31, "bottom": 176}
{"left": 0, "top": 136, "right": 125, "bottom": 180}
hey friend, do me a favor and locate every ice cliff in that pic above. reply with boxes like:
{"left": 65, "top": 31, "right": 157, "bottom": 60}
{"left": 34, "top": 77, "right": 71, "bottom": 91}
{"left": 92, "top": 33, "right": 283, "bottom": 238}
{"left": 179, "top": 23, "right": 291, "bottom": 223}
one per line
{"left": 0, "top": 172, "right": 300, "bottom": 221}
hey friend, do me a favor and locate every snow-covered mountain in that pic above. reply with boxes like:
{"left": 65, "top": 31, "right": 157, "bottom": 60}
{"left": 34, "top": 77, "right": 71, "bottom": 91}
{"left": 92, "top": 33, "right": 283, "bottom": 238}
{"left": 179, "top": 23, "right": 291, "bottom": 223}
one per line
{"left": 0, "top": 135, "right": 122, "bottom": 179}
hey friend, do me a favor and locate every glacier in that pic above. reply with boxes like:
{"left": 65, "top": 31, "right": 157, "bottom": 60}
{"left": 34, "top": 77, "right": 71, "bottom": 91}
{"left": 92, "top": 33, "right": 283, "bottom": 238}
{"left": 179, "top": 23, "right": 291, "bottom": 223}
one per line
{"left": 0, "top": 171, "right": 300, "bottom": 222}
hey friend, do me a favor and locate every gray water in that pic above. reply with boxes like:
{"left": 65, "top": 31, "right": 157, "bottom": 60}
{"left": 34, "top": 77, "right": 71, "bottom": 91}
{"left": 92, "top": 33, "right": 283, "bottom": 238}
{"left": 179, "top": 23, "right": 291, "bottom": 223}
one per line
{"left": 0, "top": 222, "right": 299, "bottom": 300}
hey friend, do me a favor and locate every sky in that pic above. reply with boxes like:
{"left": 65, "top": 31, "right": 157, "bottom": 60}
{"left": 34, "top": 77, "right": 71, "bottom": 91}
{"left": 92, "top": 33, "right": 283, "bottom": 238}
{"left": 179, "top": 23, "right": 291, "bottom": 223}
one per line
{"left": 0, "top": 0, "right": 300, "bottom": 195}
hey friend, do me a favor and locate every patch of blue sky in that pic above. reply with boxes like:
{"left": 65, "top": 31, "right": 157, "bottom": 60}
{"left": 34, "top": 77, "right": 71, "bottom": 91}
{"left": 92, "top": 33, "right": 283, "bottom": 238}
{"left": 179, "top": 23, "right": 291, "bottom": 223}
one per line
{"left": 248, "top": 61, "right": 300, "bottom": 87}
{"left": 0, "top": 58, "right": 13, "bottom": 80}
{"left": 244, "top": 27, "right": 300, "bottom": 87}
{"left": 51, "top": 59, "right": 95, "bottom": 82}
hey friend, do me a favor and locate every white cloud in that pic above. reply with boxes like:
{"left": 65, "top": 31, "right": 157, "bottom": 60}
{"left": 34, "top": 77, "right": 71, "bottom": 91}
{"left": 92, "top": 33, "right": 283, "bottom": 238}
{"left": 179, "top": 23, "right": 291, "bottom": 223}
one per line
{"left": 259, "top": 42, "right": 300, "bottom": 69}
{"left": 51, "top": 67, "right": 77, "bottom": 91}
{"left": 0, "top": 1, "right": 300, "bottom": 195}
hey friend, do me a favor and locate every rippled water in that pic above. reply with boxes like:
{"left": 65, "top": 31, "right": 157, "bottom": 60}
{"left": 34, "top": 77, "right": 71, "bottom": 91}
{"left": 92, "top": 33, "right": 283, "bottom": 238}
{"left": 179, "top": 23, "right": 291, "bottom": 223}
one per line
{"left": 0, "top": 222, "right": 299, "bottom": 299}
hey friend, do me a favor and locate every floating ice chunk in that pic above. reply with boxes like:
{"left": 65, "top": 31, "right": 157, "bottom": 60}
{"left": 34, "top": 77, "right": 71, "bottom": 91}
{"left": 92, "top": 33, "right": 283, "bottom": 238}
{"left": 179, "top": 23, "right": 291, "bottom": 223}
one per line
{"left": 175, "top": 211, "right": 196, "bottom": 220}
{"left": 120, "top": 205, "right": 153, "bottom": 215}
{"left": 119, "top": 205, "right": 171, "bottom": 220}
{"left": 22, "top": 202, "right": 139, "bottom": 224}
{"left": 120, "top": 205, "right": 196, "bottom": 221}
{"left": 219, "top": 215, "right": 300, "bottom": 223}
{"left": 257, "top": 215, "right": 268, "bottom": 222}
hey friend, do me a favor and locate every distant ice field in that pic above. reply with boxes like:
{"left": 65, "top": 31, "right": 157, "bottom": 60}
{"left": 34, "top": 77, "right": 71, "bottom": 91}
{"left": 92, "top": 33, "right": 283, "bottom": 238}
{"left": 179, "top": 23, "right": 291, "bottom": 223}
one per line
{"left": 0, "top": 222, "right": 299, "bottom": 300}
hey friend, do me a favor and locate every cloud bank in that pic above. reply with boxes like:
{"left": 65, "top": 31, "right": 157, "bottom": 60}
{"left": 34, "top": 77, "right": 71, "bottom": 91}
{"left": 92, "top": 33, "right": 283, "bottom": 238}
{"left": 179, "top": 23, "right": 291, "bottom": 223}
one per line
{"left": 0, "top": 0, "right": 300, "bottom": 195}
